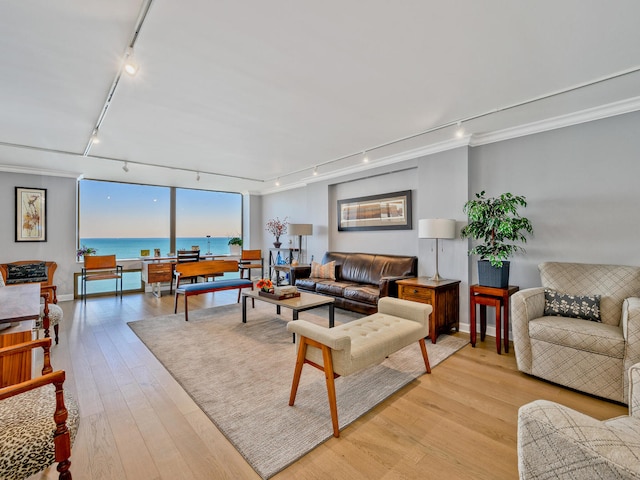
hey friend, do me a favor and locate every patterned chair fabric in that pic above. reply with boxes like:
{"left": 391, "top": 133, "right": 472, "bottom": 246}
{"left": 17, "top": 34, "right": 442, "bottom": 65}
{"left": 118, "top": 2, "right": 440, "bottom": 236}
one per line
{"left": 517, "top": 363, "right": 640, "bottom": 479}
{"left": 512, "top": 262, "right": 640, "bottom": 403}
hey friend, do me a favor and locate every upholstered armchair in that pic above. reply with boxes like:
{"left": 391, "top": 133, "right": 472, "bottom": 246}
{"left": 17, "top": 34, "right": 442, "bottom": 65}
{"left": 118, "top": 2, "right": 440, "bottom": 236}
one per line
{"left": 518, "top": 363, "right": 640, "bottom": 479}
{"left": 512, "top": 262, "right": 640, "bottom": 404}
{"left": 0, "top": 338, "right": 80, "bottom": 479}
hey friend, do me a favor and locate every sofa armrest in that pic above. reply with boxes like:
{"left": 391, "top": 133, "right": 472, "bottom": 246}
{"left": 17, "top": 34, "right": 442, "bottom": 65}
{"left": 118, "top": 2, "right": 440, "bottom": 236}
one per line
{"left": 286, "top": 320, "right": 351, "bottom": 352}
{"left": 518, "top": 399, "right": 640, "bottom": 479}
{"left": 623, "top": 298, "right": 640, "bottom": 370}
{"left": 378, "top": 297, "right": 432, "bottom": 330}
{"left": 379, "top": 275, "right": 415, "bottom": 298}
{"left": 629, "top": 363, "right": 640, "bottom": 417}
{"left": 289, "top": 265, "right": 311, "bottom": 285}
{"left": 511, "top": 287, "right": 545, "bottom": 375}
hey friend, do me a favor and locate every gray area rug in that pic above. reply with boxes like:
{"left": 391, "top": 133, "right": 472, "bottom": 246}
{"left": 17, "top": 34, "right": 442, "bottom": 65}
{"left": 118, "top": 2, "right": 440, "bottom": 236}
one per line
{"left": 128, "top": 302, "right": 468, "bottom": 479}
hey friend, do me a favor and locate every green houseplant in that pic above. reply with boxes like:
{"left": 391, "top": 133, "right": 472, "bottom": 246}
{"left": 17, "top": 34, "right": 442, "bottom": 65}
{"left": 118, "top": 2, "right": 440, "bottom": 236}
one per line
{"left": 461, "top": 191, "right": 533, "bottom": 287}
{"left": 228, "top": 236, "right": 243, "bottom": 255}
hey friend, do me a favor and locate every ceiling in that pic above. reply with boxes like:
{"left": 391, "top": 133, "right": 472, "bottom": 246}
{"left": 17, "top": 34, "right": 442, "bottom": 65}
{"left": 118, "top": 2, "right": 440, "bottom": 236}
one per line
{"left": 1, "top": 1, "right": 640, "bottom": 194}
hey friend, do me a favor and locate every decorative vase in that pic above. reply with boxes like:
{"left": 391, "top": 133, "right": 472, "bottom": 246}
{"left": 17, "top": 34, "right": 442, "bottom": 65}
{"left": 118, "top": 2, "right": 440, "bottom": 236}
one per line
{"left": 273, "top": 237, "right": 281, "bottom": 248}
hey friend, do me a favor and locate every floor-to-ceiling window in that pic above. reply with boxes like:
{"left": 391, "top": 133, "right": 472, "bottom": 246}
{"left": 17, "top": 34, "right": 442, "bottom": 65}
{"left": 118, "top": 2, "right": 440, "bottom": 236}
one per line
{"left": 78, "top": 179, "right": 242, "bottom": 295}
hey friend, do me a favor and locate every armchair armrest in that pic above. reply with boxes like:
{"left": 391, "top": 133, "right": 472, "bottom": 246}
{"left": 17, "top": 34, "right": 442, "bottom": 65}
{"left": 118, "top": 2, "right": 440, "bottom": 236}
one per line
{"left": 511, "top": 287, "right": 545, "bottom": 374}
{"left": 622, "top": 299, "right": 640, "bottom": 374}
{"left": 518, "top": 399, "right": 640, "bottom": 479}
{"left": 630, "top": 363, "right": 640, "bottom": 418}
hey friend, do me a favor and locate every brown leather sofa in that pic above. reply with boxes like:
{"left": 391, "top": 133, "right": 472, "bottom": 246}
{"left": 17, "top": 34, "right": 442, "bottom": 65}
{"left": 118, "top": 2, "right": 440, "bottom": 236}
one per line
{"left": 290, "top": 252, "right": 418, "bottom": 314}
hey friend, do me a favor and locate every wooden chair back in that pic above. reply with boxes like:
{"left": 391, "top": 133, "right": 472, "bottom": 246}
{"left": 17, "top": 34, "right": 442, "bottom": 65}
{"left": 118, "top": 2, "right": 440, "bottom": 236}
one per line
{"left": 84, "top": 254, "right": 117, "bottom": 270}
{"left": 240, "top": 250, "right": 262, "bottom": 261}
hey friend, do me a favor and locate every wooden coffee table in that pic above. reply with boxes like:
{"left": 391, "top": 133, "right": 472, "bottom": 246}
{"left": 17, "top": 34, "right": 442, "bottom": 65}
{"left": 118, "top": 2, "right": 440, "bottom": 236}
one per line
{"left": 241, "top": 290, "right": 335, "bottom": 341}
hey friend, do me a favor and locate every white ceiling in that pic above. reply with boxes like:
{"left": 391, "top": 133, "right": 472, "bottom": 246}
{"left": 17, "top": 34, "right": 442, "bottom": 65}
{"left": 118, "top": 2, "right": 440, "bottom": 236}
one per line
{"left": 1, "top": 1, "right": 640, "bottom": 194}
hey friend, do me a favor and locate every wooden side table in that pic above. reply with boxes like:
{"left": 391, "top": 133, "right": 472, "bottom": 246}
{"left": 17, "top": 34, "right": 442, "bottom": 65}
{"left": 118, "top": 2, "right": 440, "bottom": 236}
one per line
{"left": 470, "top": 284, "right": 519, "bottom": 354}
{"left": 397, "top": 278, "right": 460, "bottom": 344}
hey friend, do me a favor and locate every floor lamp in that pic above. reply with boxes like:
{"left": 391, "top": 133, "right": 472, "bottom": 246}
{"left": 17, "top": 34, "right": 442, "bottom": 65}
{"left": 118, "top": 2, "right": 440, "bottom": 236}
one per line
{"left": 288, "top": 224, "right": 313, "bottom": 264}
{"left": 419, "top": 218, "right": 456, "bottom": 281}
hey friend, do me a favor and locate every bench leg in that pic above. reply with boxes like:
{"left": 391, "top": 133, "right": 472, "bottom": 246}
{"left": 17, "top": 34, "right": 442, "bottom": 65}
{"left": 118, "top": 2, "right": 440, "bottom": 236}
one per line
{"left": 174, "top": 292, "right": 179, "bottom": 314}
{"left": 184, "top": 295, "right": 189, "bottom": 321}
{"left": 289, "top": 337, "right": 308, "bottom": 406}
{"left": 320, "top": 344, "right": 340, "bottom": 438}
{"left": 419, "top": 338, "right": 431, "bottom": 374}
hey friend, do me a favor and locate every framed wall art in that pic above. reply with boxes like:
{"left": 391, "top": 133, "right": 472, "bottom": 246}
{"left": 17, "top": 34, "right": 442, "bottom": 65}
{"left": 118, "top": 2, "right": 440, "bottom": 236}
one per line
{"left": 15, "top": 186, "right": 47, "bottom": 242}
{"left": 338, "top": 190, "right": 412, "bottom": 231}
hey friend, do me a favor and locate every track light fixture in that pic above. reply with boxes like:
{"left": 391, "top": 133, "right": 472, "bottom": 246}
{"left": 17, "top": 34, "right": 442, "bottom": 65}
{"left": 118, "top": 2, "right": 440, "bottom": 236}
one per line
{"left": 122, "top": 161, "right": 129, "bottom": 173}
{"left": 196, "top": 172, "right": 201, "bottom": 181}
{"left": 124, "top": 47, "right": 139, "bottom": 76}
{"left": 362, "top": 151, "right": 369, "bottom": 163}
{"left": 313, "top": 166, "right": 318, "bottom": 176}
{"left": 275, "top": 178, "right": 280, "bottom": 186}
{"left": 90, "top": 130, "right": 100, "bottom": 144}
{"left": 455, "top": 121, "right": 465, "bottom": 138}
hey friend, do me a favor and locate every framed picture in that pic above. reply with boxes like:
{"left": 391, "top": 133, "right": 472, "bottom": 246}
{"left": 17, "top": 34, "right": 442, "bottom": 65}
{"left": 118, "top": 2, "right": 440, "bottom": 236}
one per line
{"left": 338, "top": 190, "right": 412, "bottom": 231}
{"left": 15, "top": 187, "right": 47, "bottom": 242}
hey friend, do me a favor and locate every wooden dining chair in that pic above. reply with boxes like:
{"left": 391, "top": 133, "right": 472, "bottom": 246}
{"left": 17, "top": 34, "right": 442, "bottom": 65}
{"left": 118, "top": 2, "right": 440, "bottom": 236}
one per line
{"left": 238, "top": 249, "right": 263, "bottom": 280}
{"left": 81, "top": 254, "right": 123, "bottom": 303}
{"left": 170, "top": 250, "right": 201, "bottom": 293}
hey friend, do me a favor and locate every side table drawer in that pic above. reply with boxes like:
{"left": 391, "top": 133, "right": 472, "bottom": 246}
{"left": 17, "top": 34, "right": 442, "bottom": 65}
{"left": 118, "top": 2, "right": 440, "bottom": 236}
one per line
{"left": 399, "top": 285, "right": 432, "bottom": 304}
{"left": 147, "top": 264, "right": 173, "bottom": 283}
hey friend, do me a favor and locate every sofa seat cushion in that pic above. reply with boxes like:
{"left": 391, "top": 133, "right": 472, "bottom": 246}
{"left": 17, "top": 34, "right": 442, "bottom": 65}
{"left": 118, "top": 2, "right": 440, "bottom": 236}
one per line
{"left": 529, "top": 317, "right": 625, "bottom": 358}
{"left": 315, "top": 280, "right": 359, "bottom": 298}
{"left": 295, "top": 278, "right": 318, "bottom": 290}
{"left": 344, "top": 284, "right": 379, "bottom": 305}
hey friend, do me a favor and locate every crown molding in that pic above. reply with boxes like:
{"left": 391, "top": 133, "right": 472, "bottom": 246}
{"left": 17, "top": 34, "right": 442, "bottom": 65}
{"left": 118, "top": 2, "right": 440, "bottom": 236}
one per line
{"left": 0, "top": 164, "right": 83, "bottom": 179}
{"left": 469, "top": 95, "right": 640, "bottom": 147}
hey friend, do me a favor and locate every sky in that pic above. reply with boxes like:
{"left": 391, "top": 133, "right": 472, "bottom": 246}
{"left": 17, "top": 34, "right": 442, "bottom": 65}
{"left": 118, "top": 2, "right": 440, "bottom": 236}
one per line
{"left": 79, "top": 180, "right": 242, "bottom": 238}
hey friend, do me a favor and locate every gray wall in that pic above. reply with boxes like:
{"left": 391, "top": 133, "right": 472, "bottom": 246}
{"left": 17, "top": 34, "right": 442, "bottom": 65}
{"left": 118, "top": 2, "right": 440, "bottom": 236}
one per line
{"left": 0, "top": 173, "right": 77, "bottom": 297}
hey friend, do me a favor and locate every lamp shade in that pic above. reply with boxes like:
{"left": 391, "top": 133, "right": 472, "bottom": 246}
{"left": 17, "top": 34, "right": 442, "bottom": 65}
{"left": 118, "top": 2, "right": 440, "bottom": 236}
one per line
{"left": 418, "top": 218, "right": 456, "bottom": 239}
{"left": 288, "top": 223, "right": 313, "bottom": 236}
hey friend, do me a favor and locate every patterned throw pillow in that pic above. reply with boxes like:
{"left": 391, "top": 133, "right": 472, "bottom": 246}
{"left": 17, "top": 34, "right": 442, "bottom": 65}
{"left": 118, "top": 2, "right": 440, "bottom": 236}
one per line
{"left": 310, "top": 260, "right": 336, "bottom": 280}
{"left": 544, "top": 288, "right": 601, "bottom": 322}
{"left": 6, "top": 262, "right": 48, "bottom": 284}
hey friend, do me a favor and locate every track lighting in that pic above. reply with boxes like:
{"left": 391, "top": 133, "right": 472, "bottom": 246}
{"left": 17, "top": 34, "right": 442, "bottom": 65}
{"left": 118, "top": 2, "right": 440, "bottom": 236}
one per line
{"left": 455, "top": 121, "right": 465, "bottom": 138}
{"left": 313, "top": 166, "right": 318, "bottom": 176}
{"left": 275, "top": 178, "right": 280, "bottom": 186}
{"left": 90, "top": 130, "right": 100, "bottom": 144}
{"left": 362, "top": 151, "right": 369, "bottom": 163}
{"left": 124, "top": 47, "right": 138, "bottom": 76}
{"left": 196, "top": 172, "right": 201, "bottom": 181}
{"left": 122, "top": 161, "right": 129, "bottom": 173}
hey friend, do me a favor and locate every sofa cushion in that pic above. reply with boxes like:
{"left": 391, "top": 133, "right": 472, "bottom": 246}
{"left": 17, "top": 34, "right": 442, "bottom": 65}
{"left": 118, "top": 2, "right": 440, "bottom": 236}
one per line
{"left": 544, "top": 288, "right": 601, "bottom": 322}
{"left": 6, "top": 262, "right": 48, "bottom": 284}
{"left": 315, "top": 280, "right": 358, "bottom": 298}
{"left": 529, "top": 317, "right": 625, "bottom": 358}
{"left": 344, "top": 285, "right": 379, "bottom": 305}
{"left": 311, "top": 261, "right": 336, "bottom": 280}
{"left": 295, "top": 278, "right": 318, "bottom": 290}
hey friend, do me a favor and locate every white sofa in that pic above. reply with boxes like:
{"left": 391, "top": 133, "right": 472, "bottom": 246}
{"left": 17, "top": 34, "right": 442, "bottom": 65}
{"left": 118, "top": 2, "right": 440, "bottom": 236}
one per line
{"left": 512, "top": 262, "right": 640, "bottom": 403}
{"left": 518, "top": 363, "right": 640, "bottom": 479}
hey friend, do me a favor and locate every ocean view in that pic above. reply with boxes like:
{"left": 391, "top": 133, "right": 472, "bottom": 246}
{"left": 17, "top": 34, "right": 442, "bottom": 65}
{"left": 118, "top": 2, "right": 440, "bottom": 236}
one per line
{"left": 79, "top": 237, "right": 236, "bottom": 260}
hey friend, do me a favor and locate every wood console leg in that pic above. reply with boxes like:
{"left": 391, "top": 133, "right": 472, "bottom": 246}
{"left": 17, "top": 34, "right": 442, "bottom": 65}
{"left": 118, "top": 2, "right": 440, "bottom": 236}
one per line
{"left": 470, "top": 296, "right": 477, "bottom": 347}
{"left": 495, "top": 299, "right": 502, "bottom": 354}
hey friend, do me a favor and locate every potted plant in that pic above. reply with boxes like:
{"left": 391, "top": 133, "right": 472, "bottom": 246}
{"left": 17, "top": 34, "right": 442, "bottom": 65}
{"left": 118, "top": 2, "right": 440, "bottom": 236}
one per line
{"left": 228, "top": 236, "right": 243, "bottom": 256}
{"left": 461, "top": 191, "right": 533, "bottom": 288}
{"left": 266, "top": 217, "right": 288, "bottom": 248}
{"left": 76, "top": 245, "right": 97, "bottom": 260}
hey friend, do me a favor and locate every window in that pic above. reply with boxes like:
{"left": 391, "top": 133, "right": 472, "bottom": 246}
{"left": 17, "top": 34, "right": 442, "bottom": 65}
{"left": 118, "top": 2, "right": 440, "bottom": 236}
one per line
{"left": 78, "top": 179, "right": 242, "bottom": 296}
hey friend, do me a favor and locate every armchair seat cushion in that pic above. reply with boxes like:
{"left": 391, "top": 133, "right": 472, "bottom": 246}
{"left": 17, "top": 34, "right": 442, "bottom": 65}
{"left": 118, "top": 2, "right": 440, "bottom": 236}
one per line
{"left": 530, "top": 317, "right": 625, "bottom": 358}
{"left": 0, "top": 387, "right": 79, "bottom": 480}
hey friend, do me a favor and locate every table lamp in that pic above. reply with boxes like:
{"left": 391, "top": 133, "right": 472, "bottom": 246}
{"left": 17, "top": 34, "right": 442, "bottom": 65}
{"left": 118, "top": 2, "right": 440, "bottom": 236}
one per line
{"left": 288, "top": 223, "right": 313, "bottom": 264}
{"left": 419, "top": 218, "right": 456, "bottom": 281}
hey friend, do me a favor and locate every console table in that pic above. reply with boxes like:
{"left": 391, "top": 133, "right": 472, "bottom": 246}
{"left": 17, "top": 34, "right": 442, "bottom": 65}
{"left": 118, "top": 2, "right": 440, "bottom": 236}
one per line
{"left": 268, "top": 247, "right": 298, "bottom": 285}
{"left": 396, "top": 277, "right": 460, "bottom": 344}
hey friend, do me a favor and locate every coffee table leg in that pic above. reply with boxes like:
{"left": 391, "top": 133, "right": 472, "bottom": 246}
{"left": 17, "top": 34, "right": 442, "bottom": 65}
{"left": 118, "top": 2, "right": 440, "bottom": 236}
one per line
{"left": 242, "top": 294, "right": 247, "bottom": 323}
{"left": 329, "top": 304, "right": 334, "bottom": 328}
{"left": 277, "top": 305, "right": 281, "bottom": 315}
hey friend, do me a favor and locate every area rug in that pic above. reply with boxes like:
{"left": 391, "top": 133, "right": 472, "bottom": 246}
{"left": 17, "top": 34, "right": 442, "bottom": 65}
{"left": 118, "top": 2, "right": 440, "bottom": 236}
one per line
{"left": 128, "top": 302, "right": 468, "bottom": 479}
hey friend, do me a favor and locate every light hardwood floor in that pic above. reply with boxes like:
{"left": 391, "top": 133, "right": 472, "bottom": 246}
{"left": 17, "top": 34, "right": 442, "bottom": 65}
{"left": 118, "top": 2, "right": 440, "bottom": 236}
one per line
{"left": 29, "top": 291, "right": 627, "bottom": 480}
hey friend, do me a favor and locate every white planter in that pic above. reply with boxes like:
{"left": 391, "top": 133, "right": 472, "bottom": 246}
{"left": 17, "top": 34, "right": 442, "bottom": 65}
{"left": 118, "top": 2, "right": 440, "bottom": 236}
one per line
{"left": 229, "top": 245, "right": 242, "bottom": 256}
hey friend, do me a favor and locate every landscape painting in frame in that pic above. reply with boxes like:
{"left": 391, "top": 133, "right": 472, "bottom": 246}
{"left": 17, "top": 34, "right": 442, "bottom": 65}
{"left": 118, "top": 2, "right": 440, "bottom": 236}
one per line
{"left": 15, "top": 186, "right": 47, "bottom": 242}
{"left": 338, "top": 190, "right": 412, "bottom": 231}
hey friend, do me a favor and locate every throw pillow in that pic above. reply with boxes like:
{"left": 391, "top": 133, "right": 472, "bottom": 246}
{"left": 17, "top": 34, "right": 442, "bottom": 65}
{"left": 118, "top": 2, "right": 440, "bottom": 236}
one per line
{"left": 6, "top": 262, "right": 48, "bottom": 284}
{"left": 544, "top": 288, "right": 601, "bottom": 322}
{"left": 310, "top": 260, "right": 336, "bottom": 280}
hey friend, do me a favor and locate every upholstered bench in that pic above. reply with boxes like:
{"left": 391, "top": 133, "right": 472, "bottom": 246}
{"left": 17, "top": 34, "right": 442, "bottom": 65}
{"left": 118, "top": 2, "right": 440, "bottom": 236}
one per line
{"left": 286, "top": 296, "right": 433, "bottom": 437}
{"left": 174, "top": 278, "right": 253, "bottom": 321}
